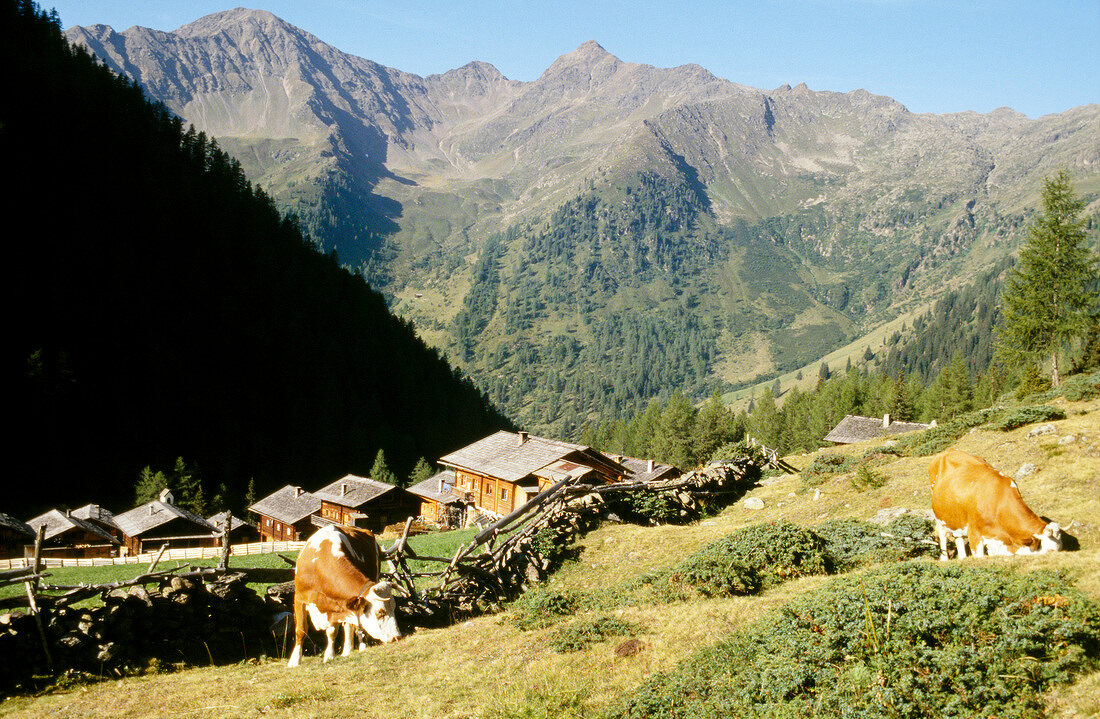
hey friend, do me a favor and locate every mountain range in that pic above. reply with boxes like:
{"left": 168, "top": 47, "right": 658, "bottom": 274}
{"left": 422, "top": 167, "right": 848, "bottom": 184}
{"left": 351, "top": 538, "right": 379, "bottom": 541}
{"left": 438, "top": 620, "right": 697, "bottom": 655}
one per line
{"left": 66, "top": 8, "right": 1100, "bottom": 434}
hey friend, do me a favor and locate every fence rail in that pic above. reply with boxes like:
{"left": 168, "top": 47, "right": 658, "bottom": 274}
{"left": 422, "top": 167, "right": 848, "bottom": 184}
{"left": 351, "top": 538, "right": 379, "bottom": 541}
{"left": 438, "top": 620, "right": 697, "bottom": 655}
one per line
{"left": 0, "top": 541, "right": 305, "bottom": 570}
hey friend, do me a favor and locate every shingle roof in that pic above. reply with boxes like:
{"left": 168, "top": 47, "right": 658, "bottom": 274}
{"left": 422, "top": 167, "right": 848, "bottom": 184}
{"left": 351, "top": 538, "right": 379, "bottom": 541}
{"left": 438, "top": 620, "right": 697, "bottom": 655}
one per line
{"left": 407, "top": 470, "right": 464, "bottom": 504}
{"left": 113, "top": 501, "right": 219, "bottom": 538}
{"left": 206, "top": 511, "right": 257, "bottom": 533}
{"left": 823, "top": 415, "right": 931, "bottom": 444}
{"left": 313, "top": 474, "right": 397, "bottom": 509}
{"left": 438, "top": 431, "right": 598, "bottom": 483}
{"left": 616, "top": 456, "right": 680, "bottom": 483}
{"left": 248, "top": 485, "right": 321, "bottom": 525}
{"left": 0, "top": 511, "right": 34, "bottom": 538}
{"left": 69, "top": 504, "right": 118, "bottom": 530}
{"left": 24, "top": 509, "right": 120, "bottom": 545}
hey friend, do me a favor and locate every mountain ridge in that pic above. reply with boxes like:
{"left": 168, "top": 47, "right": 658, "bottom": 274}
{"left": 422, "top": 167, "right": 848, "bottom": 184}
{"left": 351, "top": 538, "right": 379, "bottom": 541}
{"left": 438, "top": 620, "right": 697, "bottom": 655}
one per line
{"left": 62, "top": 9, "right": 1100, "bottom": 434}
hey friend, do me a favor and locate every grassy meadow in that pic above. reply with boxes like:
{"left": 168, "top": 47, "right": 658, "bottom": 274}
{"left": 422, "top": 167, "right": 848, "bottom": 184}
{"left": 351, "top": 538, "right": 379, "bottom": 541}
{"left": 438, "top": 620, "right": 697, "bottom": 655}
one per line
{"left": 1, "top": 395, "right": 1097, "bottom": 718}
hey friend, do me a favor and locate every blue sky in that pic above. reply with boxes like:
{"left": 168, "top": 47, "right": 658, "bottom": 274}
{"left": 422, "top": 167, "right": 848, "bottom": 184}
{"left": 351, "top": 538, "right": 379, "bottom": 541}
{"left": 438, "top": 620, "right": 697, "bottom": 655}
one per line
{"left": 47, "top": 0, "right": 1098, "bottom": 118}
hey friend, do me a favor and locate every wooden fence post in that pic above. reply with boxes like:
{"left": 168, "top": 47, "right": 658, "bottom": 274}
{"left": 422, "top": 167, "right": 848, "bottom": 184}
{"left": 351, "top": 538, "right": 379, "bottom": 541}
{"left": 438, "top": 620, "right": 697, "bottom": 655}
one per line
{"left": 25, "top": 524, "right": 52, "bottom": 669}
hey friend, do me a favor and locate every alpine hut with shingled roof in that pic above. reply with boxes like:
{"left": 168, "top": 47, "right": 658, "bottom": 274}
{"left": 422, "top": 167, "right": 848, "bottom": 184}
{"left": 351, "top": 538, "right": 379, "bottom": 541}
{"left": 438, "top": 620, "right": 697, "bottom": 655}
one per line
{"left": 113, "top": 490, "right": 220, "bottom": 555}
{"left": 0, "top": 512, "right": 34, "bottom": 559}
{"left": 24, "top": 508, "right": 121, "bottom": 559}
{"left": 437, "top": 430, "right": 629, "bottom": 518}
{"left": 312, "top": 474, "right": 420, "bottom": 533}
{"left": 407, "top": 469, "right": 471, "bottom": 528}
{"left": 248, "top": 485, "right": 321, "bottom": 541}
{"left": 823, "top": 414, "right": 932, "bottom": 445}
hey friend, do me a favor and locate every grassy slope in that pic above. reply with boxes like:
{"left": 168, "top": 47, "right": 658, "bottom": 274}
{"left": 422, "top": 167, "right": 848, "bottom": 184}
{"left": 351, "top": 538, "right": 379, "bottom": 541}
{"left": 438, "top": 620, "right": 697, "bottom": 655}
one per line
{"left": 2, "top": 397, "right": 1097, "bottom": 718}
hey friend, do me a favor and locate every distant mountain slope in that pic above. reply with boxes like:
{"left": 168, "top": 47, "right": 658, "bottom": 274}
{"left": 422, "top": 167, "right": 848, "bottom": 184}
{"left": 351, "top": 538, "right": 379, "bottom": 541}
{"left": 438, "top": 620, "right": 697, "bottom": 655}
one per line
{"left": 64, "top": 8, "right": 1100, "bottom": 434}
{"left": 6, "top": 1, "right": 510, "bottom": 517}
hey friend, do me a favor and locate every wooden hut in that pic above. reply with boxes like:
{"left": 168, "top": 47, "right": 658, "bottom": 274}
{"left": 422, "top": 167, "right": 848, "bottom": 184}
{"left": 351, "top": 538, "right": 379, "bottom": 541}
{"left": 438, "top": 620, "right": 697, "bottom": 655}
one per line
{"left": 312, "top": 475, "right": 420, "bottom": 534}
{"left": 24, "top": 509, "right": 121, "bottom": 559}
{"left": 0, "top": 512, "right": 34, "bottom": 560}
{"left": 824, "top": 414, "right": 932, "bottom": 445}
{"left": 407, "top": 470, "right": 471, "bottom": 528}
{"left": 249, "top": 485, "right": 321, "bottom": 541}
{"left": 437, "top": 431, "right": 628, "bottom": 518}
{"left": 113, "top": 491, "right": 219, "bottom": 555}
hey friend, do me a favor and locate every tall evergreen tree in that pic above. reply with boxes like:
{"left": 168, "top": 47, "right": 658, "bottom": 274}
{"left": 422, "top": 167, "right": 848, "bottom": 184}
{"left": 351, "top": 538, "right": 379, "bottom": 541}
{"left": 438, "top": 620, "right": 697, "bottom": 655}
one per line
{"left": 371, "top": 449, "right": 399, "bottom": 487}
{"left": 996, "top": 171, "right": 1098, "bottom": 387}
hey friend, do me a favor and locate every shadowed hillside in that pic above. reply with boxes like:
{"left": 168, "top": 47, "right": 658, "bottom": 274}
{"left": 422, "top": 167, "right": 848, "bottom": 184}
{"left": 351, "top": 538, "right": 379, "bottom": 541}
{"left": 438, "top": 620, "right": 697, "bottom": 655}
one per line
{"left": 4, "top": 0, "right": 511, "bottom": 517}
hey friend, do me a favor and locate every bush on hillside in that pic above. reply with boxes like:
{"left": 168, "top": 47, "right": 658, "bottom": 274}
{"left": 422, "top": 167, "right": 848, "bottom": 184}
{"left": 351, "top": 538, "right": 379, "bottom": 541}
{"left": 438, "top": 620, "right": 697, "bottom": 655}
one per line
{"left": 507, "top": 588, "right": 587, "bottom": 630}
{"left": 615, "top": 563, "right": 1100, "bottom": 719}
{"left": 799, "top": 454, "right": 858, "bottom": 487}
{"left": 814, "top": 515, "right": 937, "bottom": 571}
{"left": 548, "top": 616, "right": 642, "bottom": 653}
{"left": 671, "top": 522, "right": 832, "bottom": 597}
{"left": 984, "top": 405, "right": 1067, "bottom": 432}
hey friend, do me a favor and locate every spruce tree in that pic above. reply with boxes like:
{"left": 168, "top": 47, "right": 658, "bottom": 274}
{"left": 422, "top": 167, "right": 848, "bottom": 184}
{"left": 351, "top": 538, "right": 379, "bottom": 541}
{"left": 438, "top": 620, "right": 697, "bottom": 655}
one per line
{"left": 371, "top": 449, "right": 399, "bottom": 487}
{"left": 996, "top": 171, "right": 1098, "bottom": 387}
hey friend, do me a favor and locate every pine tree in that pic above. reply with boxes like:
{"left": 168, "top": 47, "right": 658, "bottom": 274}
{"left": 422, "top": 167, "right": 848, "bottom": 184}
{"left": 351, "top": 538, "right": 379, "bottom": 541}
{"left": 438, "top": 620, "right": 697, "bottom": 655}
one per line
{"left": 996, "top": 171, "right": 1098, "bottom": 387}
{"left": 134, "top": 466, "right": 168, "bottom": 505}
{"left": 173, "top": 457, "right": 206, "bottom": 516}
{"left": 408, "top": 457, "right": 434, "bottom": 486}
{"left": 371, "top": 449, "right": 399, "bottom": 486}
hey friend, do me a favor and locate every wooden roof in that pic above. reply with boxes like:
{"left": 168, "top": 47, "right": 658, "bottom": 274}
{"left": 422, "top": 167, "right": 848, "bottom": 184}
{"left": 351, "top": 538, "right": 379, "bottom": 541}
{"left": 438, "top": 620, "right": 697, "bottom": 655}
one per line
{"left": 438, "top": 430, "right": 625, "bottom": 484}
{"left": 0, "top": 511, "right": 33, "bottom": 539}
{"left": 25, "top": 509, "right": 120, "bottom": 545}
{"left": 248, "top": 485, "right": 321, "bottom": 525}
{"left": 823, "top": 415, "right": 931, "bottom": 444}
{"left": 407, "top": 470, "right": 465, "bottom": 505}
{"left": 313, "top": 474, "right": 400, "bottom": 509}
{"left": 206, "top": 511, "right": 257, "bottom": 533}
{"left": 113, "top": 500, "right": 218, "bottom": 538}
{"left": 69, "top": 504, "right": 119, "bottom": 530}
{"left": 615, "top": 456, "right": 681, "bottom": 483}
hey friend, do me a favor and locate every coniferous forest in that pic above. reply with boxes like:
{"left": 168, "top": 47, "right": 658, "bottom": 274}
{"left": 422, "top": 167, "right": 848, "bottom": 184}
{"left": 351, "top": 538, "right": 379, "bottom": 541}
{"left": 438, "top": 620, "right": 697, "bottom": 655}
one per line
{"left": 4, "top": 0, "right": 511, "bottom": 517}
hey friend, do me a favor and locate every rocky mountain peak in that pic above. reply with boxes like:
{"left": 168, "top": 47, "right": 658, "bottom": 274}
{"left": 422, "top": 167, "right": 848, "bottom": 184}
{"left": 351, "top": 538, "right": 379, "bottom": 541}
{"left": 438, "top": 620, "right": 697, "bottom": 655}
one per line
{"left": 174, "top": 7, "right": 289, "bottom": 37}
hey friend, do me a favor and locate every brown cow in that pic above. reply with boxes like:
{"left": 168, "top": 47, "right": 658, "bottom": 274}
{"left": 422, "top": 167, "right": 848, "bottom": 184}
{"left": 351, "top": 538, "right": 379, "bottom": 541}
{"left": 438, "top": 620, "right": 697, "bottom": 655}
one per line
{"left": 929, "top": 449, "right": 1062, "bottom": 559}
{"left": 287, "top": 524, "right": 402, "bottom": 667}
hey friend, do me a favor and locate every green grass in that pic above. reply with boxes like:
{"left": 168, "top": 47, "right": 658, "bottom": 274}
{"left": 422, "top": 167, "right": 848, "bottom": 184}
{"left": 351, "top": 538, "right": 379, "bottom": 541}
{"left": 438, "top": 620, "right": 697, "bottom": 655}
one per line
{"left": 0, "top": 552, "right": 299, "bottom": 607}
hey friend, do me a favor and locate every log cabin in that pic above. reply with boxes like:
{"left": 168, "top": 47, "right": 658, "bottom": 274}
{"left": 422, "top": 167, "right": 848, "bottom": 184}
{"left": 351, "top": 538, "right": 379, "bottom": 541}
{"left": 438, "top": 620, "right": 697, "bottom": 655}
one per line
{"left": 249, "top": 485, "right": 322, "bottom": 541}
{"left": 437, "top": 431, "right": 630, "bottom": 518}
{"left": 311, "top": 474, "right": 421, "bottom": 534}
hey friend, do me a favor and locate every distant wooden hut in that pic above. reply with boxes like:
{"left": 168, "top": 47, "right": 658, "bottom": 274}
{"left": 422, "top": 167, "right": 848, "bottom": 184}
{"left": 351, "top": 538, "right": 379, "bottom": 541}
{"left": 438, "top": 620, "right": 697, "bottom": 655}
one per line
{"left": 249, "top": 486, "right": 321, "bottom": 541}
{"left": 824, "top": 414, "right": 932, "bottom": 445}
{"left": 0, "top": 512, "right": 34, "bottom": 560}
{"left": 113, "top": 490, "right": 219, "bottom": 555}
{"left": 312, "top": 475, "right": 420, "bottom": 534}
{"left": 437, "top": 431, "right": 628, "bottom": 518}
{"left": 206, "top": 511, "right": 260, "bottom": 543}
{"left": 24, "top": 508, "right": 121, "bottom": 559}
{"left": 407, "top": 470, "right": 471, "bottom": 528}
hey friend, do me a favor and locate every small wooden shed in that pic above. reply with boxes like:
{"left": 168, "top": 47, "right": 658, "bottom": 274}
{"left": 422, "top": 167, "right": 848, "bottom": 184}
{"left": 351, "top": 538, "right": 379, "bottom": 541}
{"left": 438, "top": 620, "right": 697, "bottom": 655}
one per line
{"left": 249, "top": 485, "right": 322, "bottom": 541}
{"left": 312, "top": 475, "right": 421, "bottom": 534}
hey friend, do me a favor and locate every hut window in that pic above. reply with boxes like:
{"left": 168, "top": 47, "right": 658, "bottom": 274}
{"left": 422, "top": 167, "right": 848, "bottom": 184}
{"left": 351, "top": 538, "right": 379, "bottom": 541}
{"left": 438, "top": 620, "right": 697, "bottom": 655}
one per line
{"left": 501, "top": 488, "right": 508, "bottom": 500}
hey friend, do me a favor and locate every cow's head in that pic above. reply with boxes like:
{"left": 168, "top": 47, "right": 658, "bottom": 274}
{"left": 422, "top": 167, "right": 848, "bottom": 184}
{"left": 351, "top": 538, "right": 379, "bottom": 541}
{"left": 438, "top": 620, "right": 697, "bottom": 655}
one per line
{"left": 1016, "top": 522, "right": 1063, "bottom": 555}
{"left": 350, "top": 581, "right": 402, "bottom": 643}
{"left": 1034, "top": 522, "right": 1063, "bottom": 553}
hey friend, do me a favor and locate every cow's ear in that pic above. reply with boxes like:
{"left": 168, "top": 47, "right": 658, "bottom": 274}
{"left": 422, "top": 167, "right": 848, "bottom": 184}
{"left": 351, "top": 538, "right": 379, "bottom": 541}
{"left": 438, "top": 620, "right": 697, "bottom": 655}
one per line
{"left": 347, "top": 596, "right": 367, "bottom": 613}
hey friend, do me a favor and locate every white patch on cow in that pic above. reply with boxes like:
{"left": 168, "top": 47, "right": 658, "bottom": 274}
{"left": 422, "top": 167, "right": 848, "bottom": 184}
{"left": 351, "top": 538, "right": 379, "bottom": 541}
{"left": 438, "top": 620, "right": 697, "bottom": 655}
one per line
{"left": 305, "top": 603, "right": 333, "bottom": 631}
{"left": 980, "top": 537, "right": 1012, "bottom": 556}
{"left": 306, "top": 525, "right": 347, "bottom": 563}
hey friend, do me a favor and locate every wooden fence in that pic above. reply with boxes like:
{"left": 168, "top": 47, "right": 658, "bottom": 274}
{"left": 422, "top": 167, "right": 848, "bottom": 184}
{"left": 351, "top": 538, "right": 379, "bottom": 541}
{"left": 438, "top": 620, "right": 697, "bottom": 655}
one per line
{"left": 0, "top": 540, "right": 306, "bottom": 570}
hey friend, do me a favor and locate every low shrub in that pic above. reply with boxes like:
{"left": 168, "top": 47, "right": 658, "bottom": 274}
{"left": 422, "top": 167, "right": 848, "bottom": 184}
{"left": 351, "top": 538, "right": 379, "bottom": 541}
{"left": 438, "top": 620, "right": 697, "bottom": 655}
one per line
{"left": 614, "top": 563, "right": 1100, "bottom": 719}
{"left": 799, "top": 453, "right": 858, "bottom": 487}
{"left": 548, "top": 616, "right": 642, "bottom": 653}
{"left": 671, "top": 522, "right": 832, "bottom": 597}
{"left": 814, "top": 515, "right": 936, "bottom": 571}
{"left": 507, "top": 588, "right": 587, "bottom": 630}
{"left": 1060, "top": 370, "right": 1100, "bottom": 401}
{"left": 608, "top": 491, "right": 685, "bottom": 526}
{"left": 984, "top": 405, "right": 1067, "bottom": 432}
{"left": 848, "top": 464, "right": 887, "bottom": 491}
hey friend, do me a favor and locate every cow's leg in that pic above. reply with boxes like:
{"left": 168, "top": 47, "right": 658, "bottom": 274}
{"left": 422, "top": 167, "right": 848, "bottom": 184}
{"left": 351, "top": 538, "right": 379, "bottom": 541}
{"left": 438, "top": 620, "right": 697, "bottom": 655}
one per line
{"left": 953, "top": 528, "right": 969, "bottom": 559}
{"left": 287, "top": 599, "right": 306, "bottom": 668}
{"left": 342, "top": 621, "right": 356, "bottom": 657}
{"left": 322, "top": 624, "right": 338, "bottom": 663}
{"left": 935, "top": 519, "right": 951, "bottom": 560}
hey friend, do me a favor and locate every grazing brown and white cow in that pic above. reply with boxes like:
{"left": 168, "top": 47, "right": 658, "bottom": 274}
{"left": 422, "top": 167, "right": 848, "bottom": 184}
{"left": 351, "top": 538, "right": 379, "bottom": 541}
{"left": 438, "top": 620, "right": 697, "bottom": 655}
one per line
{"left": 929, "top": 449, "right": 1062, "bottom": 560}
{"left": 287, "top": 524, "right": 402, "bottom": 667}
